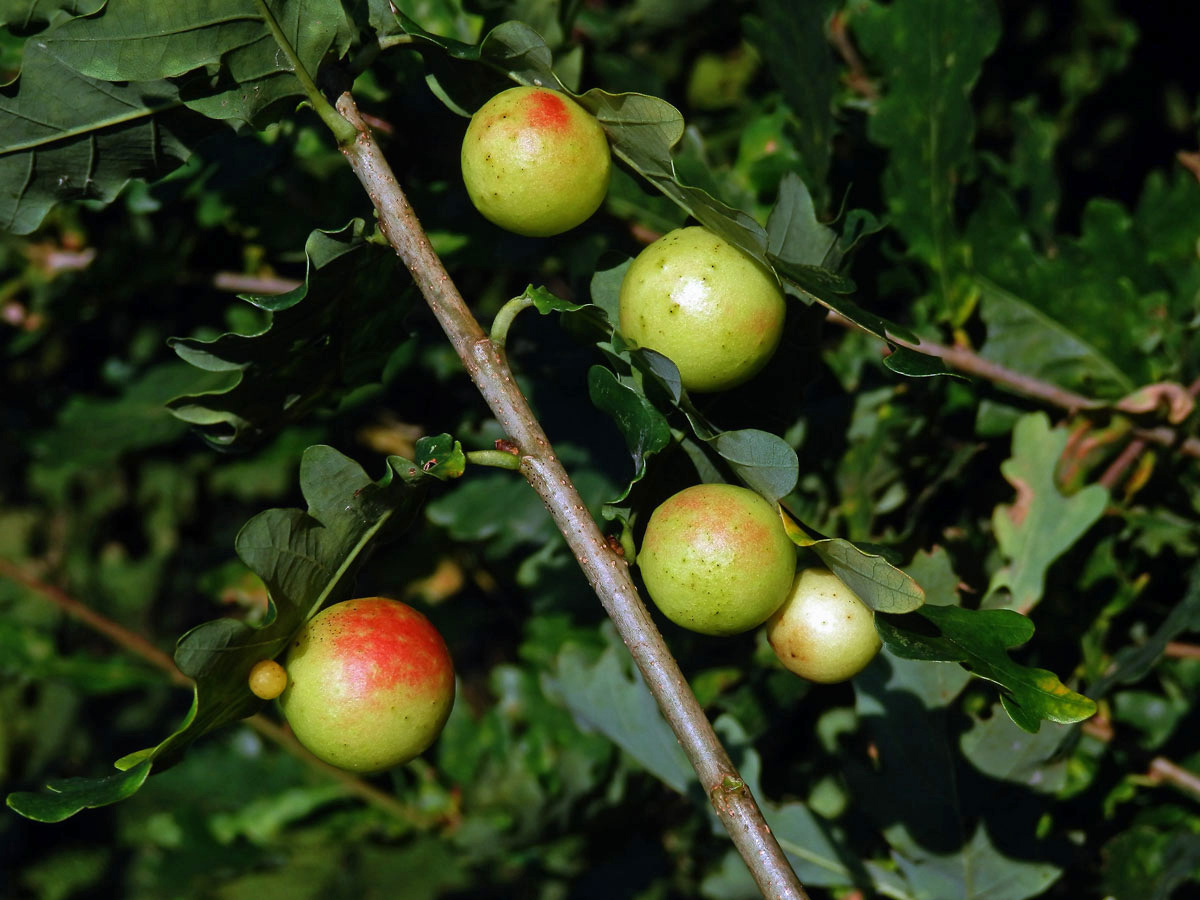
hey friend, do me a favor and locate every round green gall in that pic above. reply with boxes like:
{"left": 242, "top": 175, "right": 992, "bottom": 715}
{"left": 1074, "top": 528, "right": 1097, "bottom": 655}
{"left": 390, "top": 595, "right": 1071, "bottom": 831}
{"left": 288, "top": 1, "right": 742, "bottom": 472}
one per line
{"left": 460, "top": 86, "right": 611, "bottom": 237}
{"left": 618, "top": 226, "right": 785, "bottom": 393}
{"left": 637, "top": 484, "right": 795, "bottom": 636}
{"left": 280, "top": 597, "right": 455, "bottom": 773}
{"left": 766, "top": 568, "right": 882, "bottom": 683}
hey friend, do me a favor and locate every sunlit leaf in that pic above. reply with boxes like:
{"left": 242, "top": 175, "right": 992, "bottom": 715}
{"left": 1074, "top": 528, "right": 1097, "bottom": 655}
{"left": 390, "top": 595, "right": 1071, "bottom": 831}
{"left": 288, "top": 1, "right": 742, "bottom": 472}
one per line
{"left": 544, "top": 636, "right": 693, "bottom": 795}
{"left": 895, "top": 823, "right": 1062, "bottom": 900}
{"left": 986, "top": 412, "right": 1109, "bottom": 612}
{"left": 414, "top": 433, "right": 467, "bottom": 480}
{"left": 960, "top": 704, "right": 1070, "bottom": 793}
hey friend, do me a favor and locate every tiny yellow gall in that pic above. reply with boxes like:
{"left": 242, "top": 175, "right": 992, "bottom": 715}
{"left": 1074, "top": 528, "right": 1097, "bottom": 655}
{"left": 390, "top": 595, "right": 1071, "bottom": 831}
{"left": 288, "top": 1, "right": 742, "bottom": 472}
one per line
{"left": 248, "top": 658, "right": 287, "bottom": 700}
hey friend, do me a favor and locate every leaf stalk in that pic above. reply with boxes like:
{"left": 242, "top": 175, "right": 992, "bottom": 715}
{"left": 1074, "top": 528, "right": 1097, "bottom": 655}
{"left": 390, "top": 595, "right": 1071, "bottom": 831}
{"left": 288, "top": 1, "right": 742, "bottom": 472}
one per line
{"left": 254, "top": 0, "right": 357, "bottom": 147}
{"left": 465, "top": 449, "right": 522, "bottom": 470}
{"left": 489, "top": 294, "right": 536, "bottom": 354}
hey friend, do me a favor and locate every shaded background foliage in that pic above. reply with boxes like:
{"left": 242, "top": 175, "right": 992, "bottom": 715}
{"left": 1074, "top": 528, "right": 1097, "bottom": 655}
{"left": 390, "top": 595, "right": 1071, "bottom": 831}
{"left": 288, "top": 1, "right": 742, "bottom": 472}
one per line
{"left": 2, "top": 0, "right": 1199, "bottom": 898}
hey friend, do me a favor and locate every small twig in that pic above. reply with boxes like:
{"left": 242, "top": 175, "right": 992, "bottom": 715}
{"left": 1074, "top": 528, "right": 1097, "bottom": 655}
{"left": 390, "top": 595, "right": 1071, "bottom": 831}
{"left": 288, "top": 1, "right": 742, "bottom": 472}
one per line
{"left": 1098, "top": 438, "right": 1148, "bottom": 491}
{"left": 246, "top": 714, "right": 443, "bottom": 825}
{"left": 334, "top": 92, "right": 808, "bottom": 900}
{"left": 0, "top": 559, "right": 423, "bottom": 823}
{"left": 830, "top": 312, "right": 1200, "bottom": 460}
{"left": 829, "top": 11, "right": 879, "bottom": 100}
{"left": 1178, "top": 150, "right": 1200, "bottom": 184}
{"left": 1164, "top": 642, "right": 1200, "bottom": 660}
{"left": 888, "top": 329, "right": 1097, "bottom": 411}
{"left": 214, "top": 272, "right": 303, "bottom": 295}
{"left": 1081, "top": 716, "right": 1114, "bottom": 743}
{"left": 0, "top": 558, "right": 186, "bottom": 686}
{"left": 1147, "top": 757, "right": 1200, "bottom": 801}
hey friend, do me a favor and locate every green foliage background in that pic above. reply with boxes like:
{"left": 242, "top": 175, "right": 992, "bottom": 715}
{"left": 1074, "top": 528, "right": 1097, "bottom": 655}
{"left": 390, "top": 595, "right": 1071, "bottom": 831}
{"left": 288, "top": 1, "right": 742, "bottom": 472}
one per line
{"left": 2, "top": 0, "right": 1199, "bottom": 897}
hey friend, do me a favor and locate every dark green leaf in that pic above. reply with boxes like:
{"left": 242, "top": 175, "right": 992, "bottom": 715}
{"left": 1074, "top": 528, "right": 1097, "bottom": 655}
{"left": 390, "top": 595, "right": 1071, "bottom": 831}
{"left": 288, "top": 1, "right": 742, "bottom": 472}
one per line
{"left": 1112, "top": 690, "right": 1189, "bottom": 750}
{"left": 853, "top": 0, "right": 1000, "bottom": 322}
{"left": 395, "top": 15, "right": 564, "bottom": 113}
{"left": 589, "top": 258, "right": 631, "bottom": 324}
{"left": 587, "top": 366, "right": 671, "bottom": 479}
{"left": 877, "top": 604, "right": 1098, "bottom": 731}
{"left": 172, "top": 0, "right": 353, "bottom": 126}
{"left": 882, "top": 346, "right": 956, "bottom": 378}
{"left": 631, "top": 348, "right": 683, "bottom": 405}
{"left": 904, "top": 546, "right": 962, "bottom": 607}
{"left": 41, "top": 2, "right": 268, "bottom": 82}
{"left": 0, "top": 0, "right": 103, "bottom": 30}
{"left": 476, "top": 19, "right": 556, "bottom": 81}
{"left": 765, "top": 172, "right": 840, "bottom": 272}
{"left": 6, "top": 443, "right": 434, "bottom": 822}
{"left": 1089, "top": 562, "right": 1200, "bottom": 698}
{"left": 0, "top": 621, "right": 161, "bottom": 692}
{"left": 31, "top": 362, "right": 235, "bottom": 470}
{"left": 710, "top": 715, "right": 892, "bottom": 892}
{"left": 971, "top": 187, "right": 1185, "bottom": 387}
{"left": 778, "top": 271, "right": 918, "bottom": 345}
{"left": 1, "top": 0, "right": 352, "bottom": 229}
{"left": 426, "top": 472, "right": 553, "bottom": 553}
{"left": 1102, "top": 827, "right": 1200, "bottom": 900}
{"left": 525, "top": 284, "right": 584, "bottom": 314}
{"left": 743, "top": 0, "right": 837, "bottom": 198}
{"left": 578, "top": 87, "right": 770, "bottom": 263}
{"left": 0, "top": 41, "right": 202, "bottom": 233}
{"left": 6, "top": 760, "right": 153, "bottom": 823}
{"left": 517, "top": 284, "right": 611, "bottom": 339}
{"left": 168, "top": 221, "right": 415, "bottom": 447}
{"left": 678, "top": 402, "right": 798, "bottom": 504}
{"left": 836, "top": 207, "right": 889, "bottom": 259}
{"left": 853, "top": 654, "right": 1061, "bottom": 900}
